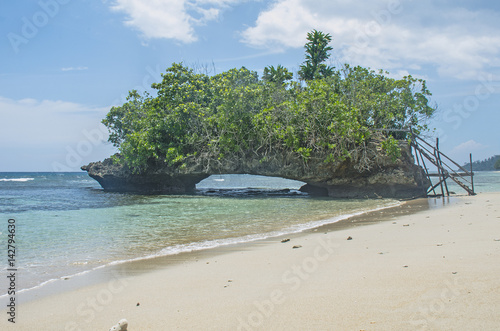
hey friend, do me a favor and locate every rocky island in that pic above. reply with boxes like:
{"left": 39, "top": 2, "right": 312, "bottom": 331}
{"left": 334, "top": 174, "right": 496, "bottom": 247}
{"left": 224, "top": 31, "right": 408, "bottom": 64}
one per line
{"left": 82, "top": 31, "right": 434, "bottom": 199}
{"left": 82, "top": 138, "right": 430, "bottom": 199}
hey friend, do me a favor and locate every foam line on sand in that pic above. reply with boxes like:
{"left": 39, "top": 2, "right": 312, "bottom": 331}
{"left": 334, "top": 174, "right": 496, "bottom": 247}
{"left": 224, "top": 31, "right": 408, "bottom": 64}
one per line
{"left": 2, "top": 193, "right": 500, "bottom": 330}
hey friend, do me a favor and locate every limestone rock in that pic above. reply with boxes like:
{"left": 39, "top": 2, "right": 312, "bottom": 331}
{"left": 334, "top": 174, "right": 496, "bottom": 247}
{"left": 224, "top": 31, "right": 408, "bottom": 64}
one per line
{"left": 82, "top": 155, "right": 209, "bottom": 194}
{"left": 82, "top": 143, "right": 430, "bottom": 199}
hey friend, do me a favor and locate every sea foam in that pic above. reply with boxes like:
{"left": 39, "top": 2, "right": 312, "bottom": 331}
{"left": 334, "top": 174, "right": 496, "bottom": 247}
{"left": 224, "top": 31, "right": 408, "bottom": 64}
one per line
{"left": 0, "top": 178, "right": 34, "bottom": 182}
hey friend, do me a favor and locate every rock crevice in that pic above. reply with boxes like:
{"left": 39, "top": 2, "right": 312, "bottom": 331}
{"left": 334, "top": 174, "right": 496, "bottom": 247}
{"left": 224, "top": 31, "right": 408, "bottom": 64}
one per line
{"left": 82, "top": 143, "right": 430, "bottom": 199}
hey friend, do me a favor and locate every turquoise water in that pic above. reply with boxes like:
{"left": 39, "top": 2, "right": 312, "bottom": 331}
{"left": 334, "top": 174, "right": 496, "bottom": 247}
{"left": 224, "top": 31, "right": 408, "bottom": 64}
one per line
{"left": 429, "top": 170, "right": 500, "bottom": 195}
{"left": 1, "top": 171, "right": 498, "bottom": 295}
{"left": 0, "top": 173, "right": 400, "bottom": 295}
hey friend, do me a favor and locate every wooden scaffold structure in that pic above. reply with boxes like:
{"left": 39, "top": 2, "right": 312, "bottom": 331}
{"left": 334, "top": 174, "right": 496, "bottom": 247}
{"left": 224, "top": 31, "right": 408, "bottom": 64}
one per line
{"left": 376, "top": 128, "right": 475, "bottom": 197}
{"left": 410, "top": 135, "right": 475, "bottom": 197}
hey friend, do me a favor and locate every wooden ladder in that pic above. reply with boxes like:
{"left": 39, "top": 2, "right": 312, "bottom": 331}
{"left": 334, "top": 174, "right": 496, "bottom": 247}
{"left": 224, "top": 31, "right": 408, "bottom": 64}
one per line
{"left": 411, "top": 135, "right": 475, "bottom": 197}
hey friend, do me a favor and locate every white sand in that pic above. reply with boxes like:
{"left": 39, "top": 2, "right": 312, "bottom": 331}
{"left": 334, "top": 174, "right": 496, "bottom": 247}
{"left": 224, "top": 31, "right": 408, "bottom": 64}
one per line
{"left": 2, "top": 193, "right": 500, "bottom": 330}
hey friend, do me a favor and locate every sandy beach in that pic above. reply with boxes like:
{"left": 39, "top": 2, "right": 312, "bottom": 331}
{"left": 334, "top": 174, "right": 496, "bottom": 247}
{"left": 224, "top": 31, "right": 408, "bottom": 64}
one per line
{"left": 3, "top": 192, "right": 500, "bottom": 330}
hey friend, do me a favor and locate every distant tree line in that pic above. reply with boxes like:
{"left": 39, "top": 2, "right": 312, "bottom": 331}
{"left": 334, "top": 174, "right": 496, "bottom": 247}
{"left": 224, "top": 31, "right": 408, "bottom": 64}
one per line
{"left": 102, "top": 30, "right": 436, "bottom": 173}
{"left": 464, "top": 155, "right": 500, "bottom": 171}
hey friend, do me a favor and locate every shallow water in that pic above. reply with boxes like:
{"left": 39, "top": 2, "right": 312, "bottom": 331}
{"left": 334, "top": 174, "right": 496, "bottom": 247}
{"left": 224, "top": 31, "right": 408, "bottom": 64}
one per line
{"left": 0, "top": 172, "right": 401, "bottom": 294}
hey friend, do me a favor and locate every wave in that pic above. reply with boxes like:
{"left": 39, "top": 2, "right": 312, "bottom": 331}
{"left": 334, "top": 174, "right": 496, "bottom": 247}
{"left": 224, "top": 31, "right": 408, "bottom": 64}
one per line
{"left": 0, "top": 178, "right": 34, "bottom": 182}
{"left": 1, "top": 200, "right": 401, "bottom": 299}
{"left": 144, "top": 200, "right": 402, "bottom": 259}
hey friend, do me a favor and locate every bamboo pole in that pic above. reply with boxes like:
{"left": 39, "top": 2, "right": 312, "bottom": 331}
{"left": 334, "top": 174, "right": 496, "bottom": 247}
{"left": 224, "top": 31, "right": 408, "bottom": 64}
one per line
{"left": 436, "top": 138, "right": 449, "bottom": 196}
{"left": 470, "top": 153, "right": 475, "bottom": 195}
{"left": 413, "top": 142, "right": 435, "bottom": 196}
{"left": 435, "top": 138, "right": 445, "bottom": 197}
{"left": 416, "top": 136, "right": 471, "bottom": 175}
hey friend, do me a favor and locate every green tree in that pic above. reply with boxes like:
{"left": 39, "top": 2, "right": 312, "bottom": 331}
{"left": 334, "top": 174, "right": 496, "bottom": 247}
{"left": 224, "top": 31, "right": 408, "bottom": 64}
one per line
{"left": 464, "top": 155, "right": 500, "bottom": 171}
{"left": 495, "top": 158, "right": 500, "bottom": 170}
{"left": 102, "top": 90, "right": 148, "bottom": 148}
{"left": 102, "top": 36, "right": 436, "bottom": 174}
{"left": 262, "top": 65, "right": 293, "bottom": 85}
{"left": 298, "top": 30, "right": 334, "bottom": 81}
{"left": 334, "top": 64, "right": 434, "bottom": 137}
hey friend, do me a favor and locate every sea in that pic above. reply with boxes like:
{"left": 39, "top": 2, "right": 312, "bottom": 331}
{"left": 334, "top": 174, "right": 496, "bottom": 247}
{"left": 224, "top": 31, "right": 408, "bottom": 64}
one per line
{"left": 1, "top": 171, "right": 499, "bottom": 297}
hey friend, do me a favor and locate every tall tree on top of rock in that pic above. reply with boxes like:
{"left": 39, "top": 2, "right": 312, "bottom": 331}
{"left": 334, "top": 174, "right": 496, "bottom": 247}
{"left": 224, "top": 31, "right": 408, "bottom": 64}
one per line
{"left": 262, "top": 65, "right": 293, "bottom": 85}
{"left": 298, "top": 30, "right": 334, "bottom": 81}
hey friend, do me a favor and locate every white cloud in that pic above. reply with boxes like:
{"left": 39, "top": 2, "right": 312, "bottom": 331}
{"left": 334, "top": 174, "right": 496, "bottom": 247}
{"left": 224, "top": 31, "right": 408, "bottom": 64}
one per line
{"left": 0, "top": 96, "right": 109, "bottom": 145}
{"left": 449, "top": 140, "right": 488, "bottom": 162}
{"left": 61, "top": 66, "right": 89, "bottom": 72}
{"left": 452, "top": 140, "right": 488, "bottom": 152}
{"left": 241, "top": 0, "right": 500, "bottom": 80}
{"left": 240, "top": 0, "right": 317, "bottom": 50}
{"left": 0, "top": 97, "right": 117, "bottom": 171}
{"left": 110, "top": 0, "right": 242, "bottom": 43}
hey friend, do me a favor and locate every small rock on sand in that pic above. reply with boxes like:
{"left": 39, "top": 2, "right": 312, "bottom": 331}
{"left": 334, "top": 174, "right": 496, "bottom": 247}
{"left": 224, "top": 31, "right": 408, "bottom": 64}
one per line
{"left": 109, "top": 319, "right": 128, "bottom": 331}
{"left": 281, "top": 238, "right": 290, "bottom": 243}
{"left": 292, "top": 245, "right": 302, "bottom": 249}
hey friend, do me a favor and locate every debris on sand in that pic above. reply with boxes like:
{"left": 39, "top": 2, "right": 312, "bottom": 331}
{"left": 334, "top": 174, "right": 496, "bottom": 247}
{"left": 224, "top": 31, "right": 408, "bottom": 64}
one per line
{"left": 109, "top": 319, "right": 128, "bottom": 331}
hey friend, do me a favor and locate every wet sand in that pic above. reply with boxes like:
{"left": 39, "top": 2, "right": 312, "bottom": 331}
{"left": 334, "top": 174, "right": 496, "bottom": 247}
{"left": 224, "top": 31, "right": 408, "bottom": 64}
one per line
{"left": 2, "top": 193, "right": 499, "bottom": 330}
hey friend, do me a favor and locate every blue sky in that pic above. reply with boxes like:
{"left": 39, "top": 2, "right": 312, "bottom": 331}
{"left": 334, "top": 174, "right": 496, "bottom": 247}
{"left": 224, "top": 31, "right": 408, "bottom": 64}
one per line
{"left": 1, "top": 0, "right": 499, "bottom": 171}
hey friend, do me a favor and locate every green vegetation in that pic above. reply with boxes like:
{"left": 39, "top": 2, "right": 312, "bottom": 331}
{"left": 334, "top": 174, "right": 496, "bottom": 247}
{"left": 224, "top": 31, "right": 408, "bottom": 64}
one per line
{"left": 103, "top": 30, "right": 435, "bottom": 173}
{"left": 464, "top": 155, "right": 500, "bottom": 171}
{"left": 298, "top": 30, "right": 334, "bottom": 81}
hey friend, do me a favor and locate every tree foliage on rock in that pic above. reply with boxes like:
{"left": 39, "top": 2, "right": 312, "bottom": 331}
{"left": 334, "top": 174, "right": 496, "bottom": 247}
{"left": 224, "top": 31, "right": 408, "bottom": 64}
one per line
{"left": 298, "top": 30, "right": 334, "bottom": 81}
{"left": 102, "top": 30, "right": 435, "bottom": 173}
{"left": 263, "top": 65, "right": 293, "bottom": 85}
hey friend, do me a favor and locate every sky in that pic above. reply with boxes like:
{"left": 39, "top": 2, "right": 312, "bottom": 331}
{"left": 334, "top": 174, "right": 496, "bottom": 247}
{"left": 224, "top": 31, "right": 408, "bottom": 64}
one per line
{"left": 1, "top": 0, "right": 499, "bottom": 171}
